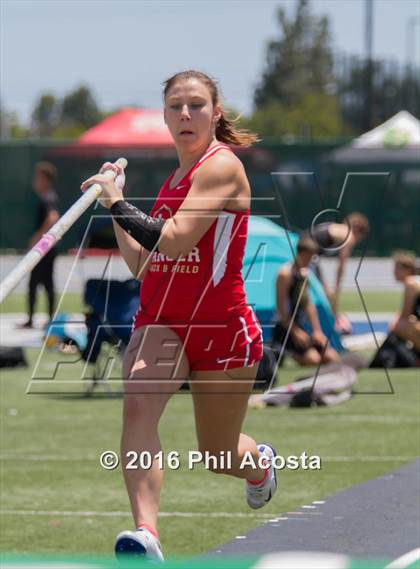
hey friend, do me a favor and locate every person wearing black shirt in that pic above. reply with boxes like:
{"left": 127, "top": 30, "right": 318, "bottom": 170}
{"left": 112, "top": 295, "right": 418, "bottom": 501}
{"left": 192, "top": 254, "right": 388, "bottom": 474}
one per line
{"left": 273, "top": 235, "right": 340, "bottom": 366}
{"left": 20, "top": 162, "right": 60, "bottom": 328}
{"left": 390, "top": 252, "right": 420, "bottom": 353}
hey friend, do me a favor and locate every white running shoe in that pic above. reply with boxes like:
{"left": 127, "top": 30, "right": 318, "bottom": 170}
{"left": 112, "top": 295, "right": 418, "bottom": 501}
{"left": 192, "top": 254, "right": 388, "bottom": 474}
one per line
{"left": 115, "top": 527, "right": 164, "bottom": 563}
{"left": 246, "top": 443, "right": 277, "bottom": 509}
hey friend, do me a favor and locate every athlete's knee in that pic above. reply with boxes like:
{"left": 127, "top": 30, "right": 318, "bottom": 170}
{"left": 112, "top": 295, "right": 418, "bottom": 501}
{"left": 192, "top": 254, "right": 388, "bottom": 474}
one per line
{"left": 394, "top": 317, "right": 413, "bottom": 338}
{"left": 123, "top": 394, "right": 164, "bottom": 425}
{"left": 322, "top": 348, "right": 340, "bottom": 363}
{"left": 301, "top": 349, "right": 321, "bottom": 366}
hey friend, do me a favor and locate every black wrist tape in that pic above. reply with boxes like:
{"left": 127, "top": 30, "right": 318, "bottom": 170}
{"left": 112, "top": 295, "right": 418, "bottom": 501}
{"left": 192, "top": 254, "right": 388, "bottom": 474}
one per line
{"left": 110, "top": 200, "right": 165, "bottom": 251}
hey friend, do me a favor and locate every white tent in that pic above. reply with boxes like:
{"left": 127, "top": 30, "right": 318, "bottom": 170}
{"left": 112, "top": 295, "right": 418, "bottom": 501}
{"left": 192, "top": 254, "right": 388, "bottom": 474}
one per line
{"left": 353, "top": 111, "right": 420, "bottom": 148}
{"left": 330, "top": 111, "right": 420, "bottom": 164}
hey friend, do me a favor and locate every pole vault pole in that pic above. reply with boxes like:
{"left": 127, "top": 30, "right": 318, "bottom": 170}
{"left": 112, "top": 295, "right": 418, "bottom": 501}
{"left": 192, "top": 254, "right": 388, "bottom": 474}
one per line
{"left": 0, "top": 157, "right": 127, "bottom": 304}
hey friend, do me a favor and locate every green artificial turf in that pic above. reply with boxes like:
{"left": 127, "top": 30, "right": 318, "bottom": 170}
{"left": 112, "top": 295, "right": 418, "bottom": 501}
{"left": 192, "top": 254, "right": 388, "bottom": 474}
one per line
{"left": 0, "top": 292, "right": 87, "bottom": 315}
{"left": 338, "top": 290, "right": 399, "bottom": 313}
{"left": 0, "top": 289, "right": 400, "bottom": 316}
{"left": 0, "top": 348, "right": 419, "bottom": 558}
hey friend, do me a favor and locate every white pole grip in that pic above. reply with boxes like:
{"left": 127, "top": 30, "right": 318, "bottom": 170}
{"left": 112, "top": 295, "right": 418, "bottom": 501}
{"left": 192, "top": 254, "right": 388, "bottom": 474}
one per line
{"left": 0, "top": 157, "right": 127, "bottom": 304}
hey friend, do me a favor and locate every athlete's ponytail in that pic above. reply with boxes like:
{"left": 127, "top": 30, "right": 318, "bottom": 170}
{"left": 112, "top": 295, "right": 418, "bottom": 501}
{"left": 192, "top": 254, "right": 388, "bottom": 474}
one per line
{"left": 163, "top": 70, "right": 260, "bottom": 148}
{"left": 215, "top": 110, "right": 260, "bottom": 147}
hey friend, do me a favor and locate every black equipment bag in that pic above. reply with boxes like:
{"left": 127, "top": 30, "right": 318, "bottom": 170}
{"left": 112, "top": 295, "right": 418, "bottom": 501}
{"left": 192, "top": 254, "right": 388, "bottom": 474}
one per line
{"left": 254, "top": 345, "right": 279, "bottom": 391}
{"left": 0, "top": 346, "right": 27, "bottom": 368}
{"left": 369, "top": 333, "right": 419, "bottom": 369}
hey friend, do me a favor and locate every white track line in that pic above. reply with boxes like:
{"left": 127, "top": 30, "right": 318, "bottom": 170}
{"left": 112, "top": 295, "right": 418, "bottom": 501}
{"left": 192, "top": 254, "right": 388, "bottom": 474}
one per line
{"left": 322, "top": 456, "right": 416, "bottom": 462}
{"left": 266, "top": 416, "right": 419, "bottom": 424}
{"left": 386, "top": 548, "right": 420, "bottom": 569}
{"left": 0, "top": 454, "right": 98, "bottom": 461}
{"left": 1, "top": 454, "right": 416, "bottom": 462}
{"left": 0, "top": 509, "right": 275, "bottom": 519}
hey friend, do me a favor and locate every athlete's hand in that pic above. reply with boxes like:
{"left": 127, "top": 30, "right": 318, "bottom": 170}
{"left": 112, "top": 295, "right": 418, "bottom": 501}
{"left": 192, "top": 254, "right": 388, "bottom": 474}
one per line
{"left": 291, "top": 328, "right": 311, "bottom": 349}
{"left": 80, "top": 161, "right": 126, "bottom": 209}
{"left": 312, "top": 329, "right": 327, "bottom": 348}
{"left": 99, "top": 161, "right": 126, "bottom": 195}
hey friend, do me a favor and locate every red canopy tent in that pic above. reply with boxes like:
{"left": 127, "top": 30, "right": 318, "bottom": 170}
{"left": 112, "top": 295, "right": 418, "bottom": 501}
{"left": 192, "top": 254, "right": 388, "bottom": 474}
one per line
{"left": 50, "top": 106, "right": 272, "bottom": 163}
{"left": 76, "top": 108, "right": 174, "bottom": 147}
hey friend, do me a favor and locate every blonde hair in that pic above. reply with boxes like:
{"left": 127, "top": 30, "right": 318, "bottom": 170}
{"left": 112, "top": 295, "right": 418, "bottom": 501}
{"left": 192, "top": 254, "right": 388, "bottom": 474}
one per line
{"left": 346, "top": 212, "right": 370, "bottom": 238}
{"left": 393, "top": 251, "right": 418, "bottom": 274}
{"left": 163, "top": 70, "right": 260, "bottom": 147}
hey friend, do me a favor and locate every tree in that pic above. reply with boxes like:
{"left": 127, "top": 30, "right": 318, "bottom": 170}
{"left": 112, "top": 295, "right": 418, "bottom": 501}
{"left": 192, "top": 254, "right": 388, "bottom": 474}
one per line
{"left": 29, "top": 85, "right": 102, "bottom": 139}
{"left": 7, "top": 112, "right": 29, "bottom": 139}
{"left": 249, "top": 0, "right": 344, "bottom": 138}
{"left": 336, "top": 55, "right": 420, "bottom": 134}
{"left": 31, "top": 93, "right": 59, "bottom": 137}
{"left": 254, "top": 0, "right": 335, "bottom": 109}
{"left": 242, "top": 93, "right": 344, "bottom": 139}
{"left": 0, "top": 102, "right": 7, "bottom": 139}
{"left": 60, "top": 85, "right": 101, "bottom": 129}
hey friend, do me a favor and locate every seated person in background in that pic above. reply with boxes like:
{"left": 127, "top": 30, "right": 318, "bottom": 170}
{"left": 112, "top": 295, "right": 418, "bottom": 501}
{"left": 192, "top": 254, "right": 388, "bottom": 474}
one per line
{"left": 273, "top": 235, "right": 340, "bottom": 366}
{"left": 389, "top": 252, "right": 420, "bottom": 353}
{"left": 311, "top": 212, "right": 370, "bottom": 315}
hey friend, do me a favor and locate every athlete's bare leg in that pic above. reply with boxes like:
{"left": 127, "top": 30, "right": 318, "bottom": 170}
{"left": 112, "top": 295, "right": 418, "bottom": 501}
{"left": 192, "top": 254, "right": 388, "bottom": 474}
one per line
{"left": 121, "top": 325, "right": 189, "bottom": 532}
{"left": 394, "top": 316, "right": 420, "bottom": 352}
{"left": 190, "top": 364, "right": 267, "bottom": 482}
{"left": 321, "top": 346, "right": 341, "bottom": 364}
{"left": 293, "top": 346, "right": 340, "bottom": 366}
{"left": 293, "top": 348, "right": 322, "bottom": 366}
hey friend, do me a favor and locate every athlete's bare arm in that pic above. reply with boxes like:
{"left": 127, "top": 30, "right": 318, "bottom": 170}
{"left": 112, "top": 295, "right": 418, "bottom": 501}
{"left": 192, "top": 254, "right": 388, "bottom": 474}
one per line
{"left": 158, "top": 152, "right": 244, "bottom": 259}
{"left": 111, "top": 221, "right": 152, "bottom": 280}
{"left": 81, "top": 160, "right": 152, "bottom": 280}
{"left": 277, "top": 267, "right": 311, "bottom": 347}
{"left": 304, "top": 301, "right": 322, "bottom": 333}
{"left": 399, "top": 277, "right": 420, "bottom": 320}
{"left": 334, "top": 239, "right": 353, "bottom": 307}
{"left": 276, "top": 268, "right": 292, "bottom": 326}
{"left": 390, "top": 277, "right": 420, "bottom": 350}
{"left": 304, "top": 300, "right": 328, "bottom": 347}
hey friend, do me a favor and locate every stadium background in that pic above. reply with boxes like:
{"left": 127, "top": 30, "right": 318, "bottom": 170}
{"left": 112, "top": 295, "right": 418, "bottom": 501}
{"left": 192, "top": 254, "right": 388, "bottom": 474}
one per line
{"left": 0, "top": 140, "right": 418, "bottom": 254}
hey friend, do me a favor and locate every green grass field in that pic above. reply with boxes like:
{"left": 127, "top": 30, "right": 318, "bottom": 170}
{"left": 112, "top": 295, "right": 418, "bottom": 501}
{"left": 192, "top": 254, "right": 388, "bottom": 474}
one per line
{"left": 1, "top": 350, "right": 419, "bottom": 558}
{"left": 0, "top": 289, "right": 401, "bottom": 316}
{"left": 1, "top": 289, "right": 418, "bottom": 561}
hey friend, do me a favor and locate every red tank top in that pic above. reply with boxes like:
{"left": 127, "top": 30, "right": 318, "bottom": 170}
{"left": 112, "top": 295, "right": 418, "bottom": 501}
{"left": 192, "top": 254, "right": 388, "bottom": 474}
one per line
{"left": 138, "top": 144, "right": 250, "bottom": 323}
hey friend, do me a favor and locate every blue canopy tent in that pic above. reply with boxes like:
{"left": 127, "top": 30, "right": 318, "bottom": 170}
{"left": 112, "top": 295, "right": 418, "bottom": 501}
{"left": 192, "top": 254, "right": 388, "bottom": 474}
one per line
{"left": 243, "top": 216, "right": 343, "bottom": 352}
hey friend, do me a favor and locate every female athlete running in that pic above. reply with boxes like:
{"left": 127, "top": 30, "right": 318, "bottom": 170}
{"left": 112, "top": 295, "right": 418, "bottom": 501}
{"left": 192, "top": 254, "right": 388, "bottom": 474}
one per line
{"left": 81, "top": 70, "right": 277, "bottom": 562}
